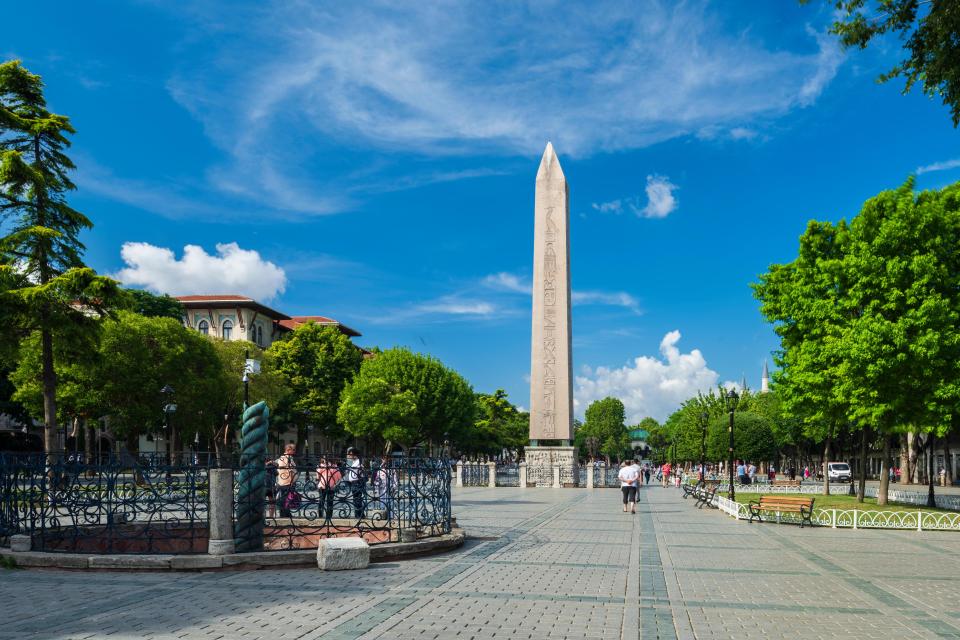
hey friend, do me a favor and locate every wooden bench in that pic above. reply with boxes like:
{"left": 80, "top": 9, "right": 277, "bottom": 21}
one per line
{"left": 771, "top": 479, "right": 801, "bottom": 488}
{"left": 748, "top": 495, "right": 815, "bottom": 527}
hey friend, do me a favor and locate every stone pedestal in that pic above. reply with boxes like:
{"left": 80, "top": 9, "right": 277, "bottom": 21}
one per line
{"left": 519, "top": 462, "right": 528, "bottom": 488}
{"left": 487, "top": 462, "right": 497, "bottom": 488}
{"left": 10, "top": 534, "right": 30, "bottom": 552}
{"left": 317, "top": 537, "right": 370, "bottom": 570}
{"left": 208, "top": 468, "right": 236, "bottom": 555}
{"left": 525, "top": 446, "right": 578, "bottom": 487}
{"left": 586, "top": 464, "right": 595, "bottom": 489}
{"left": 454, "top": 462, "right": 463, "bottom": 488}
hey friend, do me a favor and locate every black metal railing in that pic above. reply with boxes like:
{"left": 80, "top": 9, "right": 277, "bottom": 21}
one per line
{"left": 236, "top": 454, "right": 451, "bottom": 551}
{"left": 495, "top": 462, "right": 520, "bottom": 487}
{"left": 0, "top": 452, "right": 208, "bottom": 554}
{"left": 461, "top": 462, "right": 490, "bottom": 487}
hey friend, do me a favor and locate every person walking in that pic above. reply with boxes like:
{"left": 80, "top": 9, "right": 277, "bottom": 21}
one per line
{"left": 316, "top": 456, "right": 341, "bottom": 520}
{"left": 343, "top": 447, "right": 366, "bottom": 518}
{"left": 643, "top": 464, "right": 651, "bottom": 486}
{"left": 374, "top": 455, "right": 397, "bottom": 519}
{"left": 273, "top": 444, "right": 298, "bottom": 518}
{"left": 619, "top": 459, "right": 640, "bottom": 514}
{"left": 661, "top": 462, "right": 671, "bottom": 487}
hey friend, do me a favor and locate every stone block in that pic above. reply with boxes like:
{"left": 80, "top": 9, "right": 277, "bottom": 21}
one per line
{"left": 88, "top": 554, "right": 173, "bottom": 569}
{"left": 171, "top": 555, "right": 223, "bottom": 570}
{"left": 316, "top": 537, "right": 369, "bottom": 571}
{"left": 9, "top": 535, "right": 30, "bottom": 552}
{"left": 222, "top": 550, "right": 314, "bottom": 567}
{"left": 3, "top": 551, "right": 89, "bottom": 569}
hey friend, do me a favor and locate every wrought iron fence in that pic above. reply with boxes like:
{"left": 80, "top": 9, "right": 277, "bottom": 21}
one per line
{"left": 461, "top": 462, "right": 490, "bottom": 487}
{"left": 495, "top": 462, "right": 519, "bottom": 487}
{"left": 0, "top": 452, "right": 208, "bottom": 554}
{"left": 236, "top": 454, "right": 451, "bottom": 551}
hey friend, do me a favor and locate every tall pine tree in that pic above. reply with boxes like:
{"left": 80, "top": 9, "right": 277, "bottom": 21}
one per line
{"left": 0, "top": 60, "right": 120, "bottom": 453}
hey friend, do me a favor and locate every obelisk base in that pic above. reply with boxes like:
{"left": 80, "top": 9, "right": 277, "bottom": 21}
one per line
{"left": 524, "top": 445, "right": 579, "bottom": 487}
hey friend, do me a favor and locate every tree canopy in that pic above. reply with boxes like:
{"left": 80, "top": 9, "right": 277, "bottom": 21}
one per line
{"left": 805, "top": 0, "right": 960, "bottom": 126}
{"left": 337, "top": 347, "right": 475, "bottom": 451}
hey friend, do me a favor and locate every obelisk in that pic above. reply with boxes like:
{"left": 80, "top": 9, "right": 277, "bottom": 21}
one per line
{"left": 527, "top": 142, "right": 577, "bottom": 486}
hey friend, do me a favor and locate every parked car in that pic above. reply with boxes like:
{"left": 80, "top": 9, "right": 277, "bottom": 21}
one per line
{"left": 827, "top": 461, "right": 852, "bottom": 483}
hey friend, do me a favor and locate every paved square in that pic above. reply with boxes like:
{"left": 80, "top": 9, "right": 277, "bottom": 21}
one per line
{"left": 2, "top": 487, "right": 960, "bottom": 639}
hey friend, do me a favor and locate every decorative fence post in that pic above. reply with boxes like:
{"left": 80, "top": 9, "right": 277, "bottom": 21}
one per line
{"left": 853, "top": 509, "right": 858, "bottom": 530}
{"left": 487, "top": 462, "right": 497, "bottom": 488}
{"left": 208, "top": 468, "right": 235, "bottom": 555}
{"left": 519, "top": 462, "right": 527, "bottom": 488}
{"left": 455, "top": 462, "right": 463, "bottom": 488}
{"left": 831, "top": 509, "right": 837, "bottom": 529}
{"left": 918, "top": 510, "right": 923, "bottom": 532}
{"left": 586, "top": 464, "right": 594, "bottom": 489}
{"left": 552, "top": 466, "right": 561, "bottom": 489}
{"left": 234, "top": 401, "right": 269, "bottom": 553}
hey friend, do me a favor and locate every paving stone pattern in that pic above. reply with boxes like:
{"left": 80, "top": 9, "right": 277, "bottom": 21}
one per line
{"left": 2, "top": 486, "right": 960, "bottom": 639}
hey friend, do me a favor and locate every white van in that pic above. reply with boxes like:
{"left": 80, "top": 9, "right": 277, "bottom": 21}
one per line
{"left": 827, "top": 462, "right": 852, "bottom": 483}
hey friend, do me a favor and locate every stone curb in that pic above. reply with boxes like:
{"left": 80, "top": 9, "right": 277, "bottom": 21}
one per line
{"left": 0, "top": 527, "right": 465, "bottom": 571}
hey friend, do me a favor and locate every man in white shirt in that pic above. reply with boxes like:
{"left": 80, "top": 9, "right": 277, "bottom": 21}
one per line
{"left": 618, "top": 459, "right": 640, "bottom": 514}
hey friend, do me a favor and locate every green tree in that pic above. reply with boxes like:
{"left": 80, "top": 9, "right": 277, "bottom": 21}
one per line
{"left": 579, "top": 397, "right": 630, "bottom": 463}
{"left": 0, "top": 60, "right": 122, "bottom": 452}
{"left": 754, "top": 220, "right": 853, "bottom": 495}
{"left": 90, "top": 312, "right": 225, "bottom": 454}
{"left": 464, "top": 389, "right": 527, "bottom": 457}
{"left": 706, "top": 412, "right": 778, "bottom": 466}
{"left": 268, "top": 322, "right": 363, "bottom": 448}
{"left": 337, "top": 347, "right": 475, "bottom": 451}
{"left": 125, "top": 288, "right": 184, "bottom": 320}
{"left": 803, "top": 0, "right": 960, "bottom": 125}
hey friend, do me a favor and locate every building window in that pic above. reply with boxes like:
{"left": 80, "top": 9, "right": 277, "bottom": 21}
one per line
{"left": 222, "top": 320, "right": 233, "bottom": 340}
{"left": 198, "top": 319, "right": 209, "bottom": 335}
{"left": 256, "top": 325, "right": 264, "bottom": 346}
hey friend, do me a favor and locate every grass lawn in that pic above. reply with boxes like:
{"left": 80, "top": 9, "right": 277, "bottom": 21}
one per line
{"left": 732, "top": 492, "right": 957, "bottom": 513}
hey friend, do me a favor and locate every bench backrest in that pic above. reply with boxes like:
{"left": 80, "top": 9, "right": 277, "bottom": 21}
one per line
{"left": 758, "top": 495, "right": 813, "bottom": 506}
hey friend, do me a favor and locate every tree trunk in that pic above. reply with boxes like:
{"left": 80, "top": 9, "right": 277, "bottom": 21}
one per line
{"left": 40, "top": 326, "right": 58, "bottom": 455}
{"left": 856, "top": 426, "right": 868, "bottom": 502}
{"left": 944, "top": 415, "right": 955, "bottom": 487}
{"left": 822, "top": 431, "right": 832, "bottom": 496}
{"left": 904, "top": 432, "right": 915, "bottom": 484}
{"left": 927, "top": 432, "right": 936, "bottom": 508}
{"left": 878, "top": 435, "right": 891, "bottom": 506}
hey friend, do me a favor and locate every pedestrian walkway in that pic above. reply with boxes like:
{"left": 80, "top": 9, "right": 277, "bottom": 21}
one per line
{"left": 1, "top": 487, "right": 959, "bottom": 639}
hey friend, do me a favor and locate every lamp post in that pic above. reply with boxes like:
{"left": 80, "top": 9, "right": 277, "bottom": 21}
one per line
{"left": 699, "top": 411, "right": 709, "bottom": 483}
{"left": 161, "top": 385, "right": 177, "bottom": 464}
{"left": 725, "top": 388, "right": 739, "bottom": 500}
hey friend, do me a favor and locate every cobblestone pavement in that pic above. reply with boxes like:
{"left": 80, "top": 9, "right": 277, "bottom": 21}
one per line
{"left": 2, "top": 486, "right": 960, "bottom": 639}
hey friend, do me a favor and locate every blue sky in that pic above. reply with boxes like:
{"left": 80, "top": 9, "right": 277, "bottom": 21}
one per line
{"left": 6, "top": 1, "right": 959, "bottom": 423}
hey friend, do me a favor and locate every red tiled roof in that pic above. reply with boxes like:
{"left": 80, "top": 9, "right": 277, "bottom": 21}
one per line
{"left": 175, "top": 295, "right": 252, "bottom": 302}
{"left": 279, "top": 316, "right": 361, "bottom": 337}
{"left": 175, "top": 295, "right": 290, "bottom": 320}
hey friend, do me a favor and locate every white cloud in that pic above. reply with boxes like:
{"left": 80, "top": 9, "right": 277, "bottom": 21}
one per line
{"left": 641, "top": 174, "right": 678, "bottom": 219}
{"left": 574, "top": 330, "right": 719, "bottom": 423}
{"left": 729, "top": 127, "right": 758, "bottom": 141}
{"left": 917, "top": 158, "right": 960, "bottom": 175}
{"left": 149, "top": 2, "right": 843, "bottom": 217}
{"left": 571, "top": 290, "right": 643, "bottom": 315}
{"left": 591, "top": 174, "right": 678, "bottom": 219}
{"left": 417, "top": 298, "right": 496, "bottom": 316}
{"left": 114, "top": 242, "right": 287, "bottom": 301}
{"left": 482, "top": 272, "right": 532, "bottom": 294}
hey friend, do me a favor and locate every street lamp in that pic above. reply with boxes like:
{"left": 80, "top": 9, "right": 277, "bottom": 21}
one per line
{"left": 725, "top": 388, "right": 739, "bottom": 500}
{"left": 161, "top": 385, "right": 177, "bottom": 463}
{"left": 699, "top": 411, "right": 709, "bottom": 483}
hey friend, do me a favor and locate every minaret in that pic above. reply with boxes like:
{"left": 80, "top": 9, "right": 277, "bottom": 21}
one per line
{"left": 761, "top": 361, "right": 770, "bottom": 394}
{"left": 529, "top": 142, "right": 573, "bottom": 443}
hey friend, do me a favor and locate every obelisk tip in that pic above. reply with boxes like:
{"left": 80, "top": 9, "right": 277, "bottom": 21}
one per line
{"left": 537, "top": 141, "right": 564, "bottom": 180}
